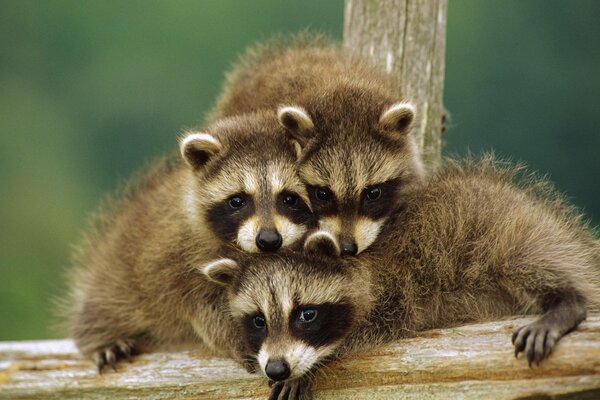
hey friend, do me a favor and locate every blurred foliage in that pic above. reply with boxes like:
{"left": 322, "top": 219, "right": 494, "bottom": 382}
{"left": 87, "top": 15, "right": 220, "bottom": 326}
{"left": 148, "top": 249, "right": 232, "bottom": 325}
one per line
{"left": 0, "top": 0, "right": 598, "bottom": 340}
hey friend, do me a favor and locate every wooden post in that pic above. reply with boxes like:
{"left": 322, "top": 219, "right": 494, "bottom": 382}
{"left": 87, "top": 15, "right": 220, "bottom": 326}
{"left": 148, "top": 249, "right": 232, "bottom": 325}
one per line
{"left": 343, "top": 0, "right": 447, "bottom": 171}
{"left": 1, "top": 316, "right": 599, "bottom": 399}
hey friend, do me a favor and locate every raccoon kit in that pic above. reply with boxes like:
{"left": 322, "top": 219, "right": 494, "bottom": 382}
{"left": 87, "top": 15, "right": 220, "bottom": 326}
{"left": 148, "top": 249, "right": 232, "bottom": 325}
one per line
{"left": 65, "top": 111, "right": 315, "bottom": 370}
{"left": 210, "top": 37, "right": 425, "bottom": 255}
{"left": 203, "top": 157, "right": 600, "bottom": 399}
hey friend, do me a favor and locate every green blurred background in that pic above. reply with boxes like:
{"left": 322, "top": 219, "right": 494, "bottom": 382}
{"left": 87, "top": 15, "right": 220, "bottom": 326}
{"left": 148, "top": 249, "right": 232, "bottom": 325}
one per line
{"left": 1, "top": 1, "right": 598, "bottom": 340}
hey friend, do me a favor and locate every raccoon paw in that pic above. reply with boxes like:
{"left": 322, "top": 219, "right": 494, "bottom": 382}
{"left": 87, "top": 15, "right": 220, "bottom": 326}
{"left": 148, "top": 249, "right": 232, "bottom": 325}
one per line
{"left": 512, "top": 320, "right": 561, "bottom": 366}
{"left": 242, "top": 358, "right": 258, "bottom": 374}
{"left": 93, "top": 339, "right": 137, "bottom": 373}
{"left": 268, "top": 378, "right": 313, "bottom": 400}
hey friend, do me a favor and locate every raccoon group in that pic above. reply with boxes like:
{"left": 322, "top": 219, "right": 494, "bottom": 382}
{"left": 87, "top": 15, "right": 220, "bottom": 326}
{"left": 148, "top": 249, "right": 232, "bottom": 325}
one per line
{"left": 65, "top": 36, "right": 600, "bottom": 399}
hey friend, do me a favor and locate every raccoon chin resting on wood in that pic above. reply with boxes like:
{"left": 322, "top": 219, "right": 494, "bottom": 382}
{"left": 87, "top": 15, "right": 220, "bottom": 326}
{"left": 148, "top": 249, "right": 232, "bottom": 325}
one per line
{"left": 63, "top": 111, "right": 316, "bottom": 372}
{"left": 202, "top": 156, "right": 599, "bottom": 400}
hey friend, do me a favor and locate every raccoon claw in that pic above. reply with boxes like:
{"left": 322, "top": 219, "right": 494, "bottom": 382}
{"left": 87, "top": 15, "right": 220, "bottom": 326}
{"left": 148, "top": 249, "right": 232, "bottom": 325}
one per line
{"left": 268, "top": 378, "right": 313, "bottom": 400}
{"left": 93, "top": 339, "right": 137, "bottom": 373}
{"left": 512, "top": 321, "right": 560, "bottom": 366}
{"left": 242, "top": 358, "right": 258, "bottom": 374}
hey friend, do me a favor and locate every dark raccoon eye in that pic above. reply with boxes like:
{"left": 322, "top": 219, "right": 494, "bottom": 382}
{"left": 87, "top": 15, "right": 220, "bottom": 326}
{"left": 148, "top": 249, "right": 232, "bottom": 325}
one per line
{"left": 315, "top": 187, "right": 331, "bottom": 201}
{"left": 252, "top": 315, "right": 266, "bottom": 329}
{"left": 228, "top": 195, "right": 246, "bottom": 209}
{"left": 282, "top": 193, "right": 298, "bottom": 206}
{"left": 365, "top": 186, "right": 382, "bottom": 201}
{"left": 298, "top": 308, "right": 318, "bottom": 323}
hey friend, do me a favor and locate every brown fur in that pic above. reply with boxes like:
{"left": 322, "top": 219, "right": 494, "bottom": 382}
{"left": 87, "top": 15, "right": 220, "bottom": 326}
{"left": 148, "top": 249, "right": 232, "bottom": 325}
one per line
{"left": 63, "top": 111, "right": 314, "bottom": 370}
{"left": 209, "top": 35, "right": 425, "bottom": 255}
{"left": 346, "top": 155, "right": 600, "bottom": 350}
{"left": 208, "top": 156, "right": 600, "bottom": 399}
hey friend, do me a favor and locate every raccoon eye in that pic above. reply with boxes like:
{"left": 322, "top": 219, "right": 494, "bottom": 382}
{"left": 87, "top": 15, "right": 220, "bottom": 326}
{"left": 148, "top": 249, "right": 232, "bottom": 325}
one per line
{"left": 365, "top": 186, "right": 382, "bottom": 201}
{"left": 298, "top": 308, "right": 318, "bottom": 323}
{"left": 315, "top": 187, "right": 332, "bottom": 202}
{"left": 252, "top": 315, "right": 266, "bottom": 329}
{"left": 282, "top": 193, "right": 298, "bottom": 206}
{"left": 228, "top": 195, "right": 246, "bottom": 209}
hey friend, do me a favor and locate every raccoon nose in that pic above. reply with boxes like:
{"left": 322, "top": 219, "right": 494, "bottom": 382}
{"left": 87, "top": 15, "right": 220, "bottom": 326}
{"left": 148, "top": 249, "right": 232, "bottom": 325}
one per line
{"left": 256, "top": 229, "right": 283, "bottom": 252}
{"left": 340, "top": 239, "right": 358, "bottom": 256}
{"left": 265, "top": 358, "right": 291, "bottom": 381}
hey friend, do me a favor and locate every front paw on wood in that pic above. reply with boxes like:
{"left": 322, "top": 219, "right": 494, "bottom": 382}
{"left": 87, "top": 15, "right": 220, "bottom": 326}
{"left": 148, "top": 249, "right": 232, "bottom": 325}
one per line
{"left": 93, "top": 338, "right": 138, "bottom": 373}
{"left": 268, "top": 378, "right": 313, "bottom": 400}
{"left": 512, "top": 321, "right": 561, "bottom": 366}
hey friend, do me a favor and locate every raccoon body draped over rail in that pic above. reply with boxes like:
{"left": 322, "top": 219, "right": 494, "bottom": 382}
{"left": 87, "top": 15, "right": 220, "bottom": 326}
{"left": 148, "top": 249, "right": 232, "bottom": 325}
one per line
{"left": 209, "top": 37, "right": 425, "bottom": 256}
{"left": 204, "top": 157, "right": 600, "bottom": 400}
{"left": 64, "top": 35, "right": 600, "bottom": 400}
{"left": 65, "top": 112, "right": 316, "bottom": 369}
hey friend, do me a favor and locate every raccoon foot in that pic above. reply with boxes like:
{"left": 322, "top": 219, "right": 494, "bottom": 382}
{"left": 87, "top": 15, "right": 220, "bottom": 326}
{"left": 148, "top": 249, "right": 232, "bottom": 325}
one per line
{"left": 93, "top": 339, "right": 137, "bottom": 373}
{"left": 268, "top": 377, "right": 313, "bottom": 400}
{"left": 513, "top": 292, "right": 587, "bottom": 366}
{"left": 242, "top": 358, "right": 258, "bottom": 374}
{"left": 512, "top": 319, "right": 562, "bottom": 366}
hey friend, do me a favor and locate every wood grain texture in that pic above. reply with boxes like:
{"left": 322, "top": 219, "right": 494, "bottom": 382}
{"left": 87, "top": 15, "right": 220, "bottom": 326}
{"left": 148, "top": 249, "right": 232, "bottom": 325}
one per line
{"left": 1, "top": 315, "right": 599, "bottom": 399}
{"left": 343, "top": 0, "right": 447, "bottom": 172}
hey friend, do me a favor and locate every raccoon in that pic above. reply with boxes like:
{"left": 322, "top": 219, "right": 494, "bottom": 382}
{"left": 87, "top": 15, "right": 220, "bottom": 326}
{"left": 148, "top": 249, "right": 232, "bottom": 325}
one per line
{"left": 210, "top": 36, "right": 425, "bottom": 255}
{"left": 65, "top": 111, "right": 315, "bottom": 370}
{"left": 202, "top": 156, "right": 600, "bottom": 399}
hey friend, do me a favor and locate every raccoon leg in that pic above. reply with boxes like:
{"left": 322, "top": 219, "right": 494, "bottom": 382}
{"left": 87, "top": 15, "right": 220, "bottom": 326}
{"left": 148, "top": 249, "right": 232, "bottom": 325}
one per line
{"left": 512, "top": 290, "right": 587, "bottom": 366}
{"left": 268, "top": 377, "right": 313, "bottom": 400}
{"left": 93, "top": 338, "right": 139, "bottom": 373}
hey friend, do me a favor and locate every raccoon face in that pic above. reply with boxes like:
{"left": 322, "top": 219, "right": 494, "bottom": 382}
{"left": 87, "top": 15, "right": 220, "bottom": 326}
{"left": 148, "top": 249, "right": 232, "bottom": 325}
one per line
{"left": 201, "top": 232, "right": 371, "bottom": 381}
{"left": 180, "top": 113, "right": 315, "bottom": 252}
{"left": 278, "top": 104, "right": 425, "bottom": 256}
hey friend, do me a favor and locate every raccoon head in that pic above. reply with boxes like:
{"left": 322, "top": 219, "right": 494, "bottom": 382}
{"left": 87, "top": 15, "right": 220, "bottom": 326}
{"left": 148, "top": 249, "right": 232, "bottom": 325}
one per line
{"left": 180, "top": 112, "right": 315, "bottom": 252}
{"left": 201, "top": 231, "right": 371, "bottom": 382}
{"left": 277, "top": 101, "right": 425, "bottom": 256}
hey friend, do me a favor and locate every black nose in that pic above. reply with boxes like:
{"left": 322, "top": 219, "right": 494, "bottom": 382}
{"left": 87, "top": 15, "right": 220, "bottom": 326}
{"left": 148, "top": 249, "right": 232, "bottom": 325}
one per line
{"left": 340, "top": 239, "right": 358, "bottom": 256}
{"left": 265, "top": 358, "right": 291, "bottom": 381}
{"left": 256, "top": 229, "right": 283, "bottom": 252}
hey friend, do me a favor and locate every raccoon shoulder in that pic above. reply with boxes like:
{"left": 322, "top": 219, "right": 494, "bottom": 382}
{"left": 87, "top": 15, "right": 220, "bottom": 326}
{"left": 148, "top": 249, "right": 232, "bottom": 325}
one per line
{"left": 70, "top": 152, "right": 188, "bottom": 270}
{"left": 406, "top": 154, "right": 597, "bottom": 240}
{"left": 380, "top": 154, "right": 600, "bottom": 310}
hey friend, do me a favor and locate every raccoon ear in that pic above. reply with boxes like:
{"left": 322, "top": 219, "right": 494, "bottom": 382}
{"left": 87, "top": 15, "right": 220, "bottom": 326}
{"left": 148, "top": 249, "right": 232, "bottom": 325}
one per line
{"left": 379, "top": 102, "right": 415, "bottom": 135}
{"left": 304, "top": 231, "right": 341, "bottom": 257}
{"left": 277, "top": 105, "right": 315, "bottom": 148}
{"left": 180, "top": 132, "right": 222, "bottom": 170}
{"left": 201, "top": 258, "right": 240, "bottom": 287}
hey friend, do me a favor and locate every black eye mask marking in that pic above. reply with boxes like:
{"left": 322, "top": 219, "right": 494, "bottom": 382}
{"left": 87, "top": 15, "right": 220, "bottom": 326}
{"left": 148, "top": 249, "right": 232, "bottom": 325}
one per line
{"left": 289, "top": 302, "right": 355, "bottom": 348}
{"left": 205, "top": 193, "right": 256, "bottom": 242}
{"left": 359, "top": 179, "right": 401, "bottom": 220}
{"left": 307, "top": 186, "right": 339, "bottom": 217}
{"left": 276, "top": 191, "right": 316, "bottom": 227}
{"left": 242, "top": 313, "right": 268, "bottom": 355}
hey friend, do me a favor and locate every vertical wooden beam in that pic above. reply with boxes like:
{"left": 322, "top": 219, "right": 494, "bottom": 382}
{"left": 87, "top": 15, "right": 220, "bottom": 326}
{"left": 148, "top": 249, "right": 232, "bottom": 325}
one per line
{"left": 343, "top": 0, "right": 447, "bottom": 171}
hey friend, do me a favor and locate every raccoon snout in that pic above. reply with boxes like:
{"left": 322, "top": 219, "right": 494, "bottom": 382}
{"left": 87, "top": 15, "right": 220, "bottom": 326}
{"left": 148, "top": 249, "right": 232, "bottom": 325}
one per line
{"left": 340, "top": 238, "right": 358, "bottom": 256}
{"left": 256, "top": 229, "right": 283, "bottom": 252}
{"left": 265, "top": 358, "right": 291, "bottom": 381}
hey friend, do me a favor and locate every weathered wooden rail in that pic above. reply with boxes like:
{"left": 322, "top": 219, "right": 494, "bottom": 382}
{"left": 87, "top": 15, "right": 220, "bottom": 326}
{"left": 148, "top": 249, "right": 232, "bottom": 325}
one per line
{"left": 1, "top": 315, "right": 599, "bottom": 399}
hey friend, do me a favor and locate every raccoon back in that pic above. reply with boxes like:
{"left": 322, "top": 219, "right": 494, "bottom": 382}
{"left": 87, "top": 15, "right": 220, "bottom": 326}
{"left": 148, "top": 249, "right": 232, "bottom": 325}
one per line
{"left": 364, "top": 155, "right": 600, "bottom": 339}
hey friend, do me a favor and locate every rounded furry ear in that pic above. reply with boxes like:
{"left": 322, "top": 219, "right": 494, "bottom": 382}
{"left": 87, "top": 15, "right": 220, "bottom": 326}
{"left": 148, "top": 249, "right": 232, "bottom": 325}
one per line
{"left": 201, "top": 258, "right": 240, "bottom": 287}
{"left": 304, "top": 231, "right": 341, "bottom": 257}
{"left": 180, "top": 132, "right": 222, "bottom": 170}
{"left": 379, "top": 102, "right": 415, "bottom": 135}
{"left": 278, "top": 105, "right": 314, "bottom": 132}
{"left": 277, "top": 105, "right": 315, "bottom": 152}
